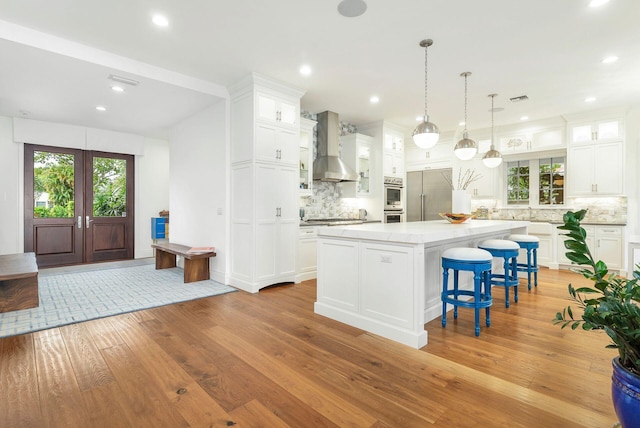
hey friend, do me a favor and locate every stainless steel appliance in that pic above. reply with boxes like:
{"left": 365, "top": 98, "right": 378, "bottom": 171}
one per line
{"left": 313, "top": 111, "right": 359, "bottom": 182}
{"left": 384, "top": 176, "right": 403, "bottom": 211}
{"left": 384, "top": 211, "right": 404, "bottom": 223}
{"left": 406, "top": 169, "right": 452, "bottom": 222}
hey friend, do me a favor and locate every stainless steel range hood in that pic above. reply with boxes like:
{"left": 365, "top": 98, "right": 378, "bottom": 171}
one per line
{"left": 313, "top": 111, "right": 360, "bottom": 182}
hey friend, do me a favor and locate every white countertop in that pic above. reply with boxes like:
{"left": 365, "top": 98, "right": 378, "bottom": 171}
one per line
{"left": 317, "top": 219, "right": 530, "bottom": 245}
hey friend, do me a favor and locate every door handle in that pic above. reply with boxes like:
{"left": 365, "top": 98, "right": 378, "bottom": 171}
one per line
{"left": 420, "top": 193, "right": 425, "bottom": 222}
{"left": 86, "top": 216, "right": 91, "bottom": 229}
{"left": 78, "top": 216, "right": 82, "bottom": 229}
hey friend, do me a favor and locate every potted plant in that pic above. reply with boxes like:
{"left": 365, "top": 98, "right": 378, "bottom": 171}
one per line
{"left": 554, "top": 209, "right": 640, "bottom": 427}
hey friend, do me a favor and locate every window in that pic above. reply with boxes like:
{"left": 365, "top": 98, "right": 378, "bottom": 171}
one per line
{"left": 507, "top": 161, "right": 530, "bottom": 205}
{"left": 506, "top": 156, "right": 565, "bottom": 206}
{"left": 538, "top": 157, "right": 564, "bottom": 205}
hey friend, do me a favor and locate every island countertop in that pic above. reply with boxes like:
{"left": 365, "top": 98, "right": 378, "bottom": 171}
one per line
{"left": 317, "top": 219, "right": 530, "bottom": 245}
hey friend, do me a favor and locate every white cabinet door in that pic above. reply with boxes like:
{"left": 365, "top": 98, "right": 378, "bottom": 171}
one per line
{"left": 568, "top": 145, "right": 595, "bottom": 195}
{"left": 595, "top": 226, "right": 623, "bottom": 270}
{"left": 569, "top": 141, "right": 623, "bottom": 195}
{"left": 383, "top": 152, "right": 404, "bottom": 178}
{"left": 256, "top": 123, "right": 299, "bottom": 165}
{"left": 255, "top": 163, "right": 298, "bottom": 281}
{"left": 298, "top": 227, "right": 318, "bottom": 280}
{"left": 557, "top": 225, "right": 622, "bottom": 271}
{"left": 593, "top": 141, "right": 623, "bottom": 195}
{"left": 466, "top": 157, "right": 495, "bottom": 198}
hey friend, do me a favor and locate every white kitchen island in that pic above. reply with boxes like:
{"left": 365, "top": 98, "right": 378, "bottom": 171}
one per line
{"left": 315, "top": 219, "right": 529, "bottom": 349}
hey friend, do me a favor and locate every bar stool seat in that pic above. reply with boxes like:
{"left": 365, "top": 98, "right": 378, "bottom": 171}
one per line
{"left": 478, "top": 239, "right": 520, "bottom": 308}
{"left": 508, "top": 234, "right": 540, "bottom": 290}
{"left": 441, "top": 247, "right": 493, "bottom": 337}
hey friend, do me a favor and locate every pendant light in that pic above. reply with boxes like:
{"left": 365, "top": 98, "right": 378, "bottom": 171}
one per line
{"left": 412, "top": 39, "right": 439, "bottom": 149}
{"left": 454, "top": 72, "right": 478, "bottom": 160}
{"left": 482, "top": 93, "right": 503, "bottom": 168}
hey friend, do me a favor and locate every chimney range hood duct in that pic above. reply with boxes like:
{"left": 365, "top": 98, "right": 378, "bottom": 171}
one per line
{"left": 313, "top": 111, "right": 360, "bottom": 182}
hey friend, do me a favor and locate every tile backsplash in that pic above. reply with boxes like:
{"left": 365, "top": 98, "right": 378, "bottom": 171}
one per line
{"left": 493, "top": 196, "right": 627, "bottom": 224}
{"left": 300, "top": 110, "right": 360, "bottom": 218}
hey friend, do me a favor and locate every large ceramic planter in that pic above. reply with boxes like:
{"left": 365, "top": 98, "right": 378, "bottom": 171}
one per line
{"left": 611, "top": 357, "right": 640, "bottom": 427}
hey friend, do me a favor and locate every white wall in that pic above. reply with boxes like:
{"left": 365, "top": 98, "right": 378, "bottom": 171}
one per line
{"left": 0, "top": 116, "right": 22, "bottom": 255}
{"left": 626, "top": 107, "right": 640, "bottom": 236}
{"left": 135, "top": 137, "right": 170, "bottom": 258}
{"left": 169, "top": 100, "right": 228, "bottom": 283}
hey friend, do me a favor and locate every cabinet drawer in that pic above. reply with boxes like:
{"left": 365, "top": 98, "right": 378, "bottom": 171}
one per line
{"left": 596, "top": 226, "right": 622, "bottom": 236}
{"left": 299, "top": 227, "right": 318, "bottom": 238}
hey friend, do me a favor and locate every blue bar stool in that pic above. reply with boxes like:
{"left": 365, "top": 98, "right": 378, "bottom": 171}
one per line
{"left": 508, "top": 234, "right": 540, "bottom": 290}
{"left": 478, "top": 239, "right": 520, "bottom": 308}
{"left": 441, "top": 248, "right": 493, "bottom": 337}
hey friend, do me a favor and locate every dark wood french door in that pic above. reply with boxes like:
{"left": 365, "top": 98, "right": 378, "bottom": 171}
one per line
{"left": 24, "top": 144, "right": 134, "bottom": 268}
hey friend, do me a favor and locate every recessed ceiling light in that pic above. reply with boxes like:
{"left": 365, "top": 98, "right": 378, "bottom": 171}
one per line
{"left": 111, "top": 85, "right": 125, "bottom": 93}
{"left": 152, "top": 14, "right": 169, "bottom": 27}
{"left": 370, "top": 95, "right": 379, "bottom": 104}
{"left": 299, "top": 65, "right": 312, "bottom": 76}
{"left": 416, "top": 116, "right": 423, "bottom": 121}
{"left": 585, "top": 96, "right": 597, "bottom": 103}
{"left": 520, "top": 116, "right": 529, "bottom": 121}
{"left": 96, "top": 106, "right": 106, "bottom": 112}
{"left": 589, "top": 0, "right": 609, "bottom": 7}
{"left": 458, "top": 121, "right": 466, "bottom": 127}
{"left": 602, "top": 55, "right": 619, "bottom": 64}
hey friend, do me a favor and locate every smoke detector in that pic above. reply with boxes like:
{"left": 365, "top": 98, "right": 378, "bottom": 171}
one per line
{"left": 509, "top": 95, "right": 529, "bottom": 103}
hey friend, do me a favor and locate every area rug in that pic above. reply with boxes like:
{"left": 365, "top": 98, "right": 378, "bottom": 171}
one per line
{"left": 0, "top": 263, "right": 236, "bottom": 338}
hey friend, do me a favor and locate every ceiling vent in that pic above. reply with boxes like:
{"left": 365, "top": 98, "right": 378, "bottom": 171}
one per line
{"left": 108, "top": 74, "right": 140, "bottom": 86}
{"left": 509, "top": 95, "right": 529, "bottom": 103}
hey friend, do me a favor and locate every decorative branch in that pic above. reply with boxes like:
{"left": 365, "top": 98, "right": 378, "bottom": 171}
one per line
{"left": 448, "top": 168, "right": 482, "bottom": 190}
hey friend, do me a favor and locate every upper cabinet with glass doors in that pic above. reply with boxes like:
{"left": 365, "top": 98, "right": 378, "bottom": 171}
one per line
{"left": 340, "top": 133, "right": 374, "bottom": 198}
{"left": 497, "top": 127, "right": 565, "bottom": 155}
{"left": 299, "top": 117, "right": 316, "bottom": 196}
{"left": 570, "top": 119, "right": 622, "bottom": 144}
{"left": 256, "top": 91, "right": 298, "bottom": 128}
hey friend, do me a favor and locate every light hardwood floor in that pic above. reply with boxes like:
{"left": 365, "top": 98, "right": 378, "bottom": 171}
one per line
{"left": 0, "top": 266, "right": 619, "bottom": 427}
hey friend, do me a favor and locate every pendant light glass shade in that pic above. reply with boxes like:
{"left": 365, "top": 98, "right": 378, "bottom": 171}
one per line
{"left": 454, "top": 72, "right": 477, "bottom": 160}
{"left": 482, "top": 93, "right": 503, "bottom": 168}
{"left": 412, "top": 39, "right": 439, "bottom": 149}
{"left": 454, "top": 132, "right": 478, "bottom": 160}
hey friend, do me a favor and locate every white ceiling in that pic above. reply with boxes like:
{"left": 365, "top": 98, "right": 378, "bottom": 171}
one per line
{"left": 0, "top": 0, "right": 639, "bottom": 139}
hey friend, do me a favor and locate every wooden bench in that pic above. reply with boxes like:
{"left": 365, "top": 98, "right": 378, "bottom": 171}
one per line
{"left": 151, "top": 243, "right": 216, "bottom": 283}
{"left": 0, "top": 252, "right": 39, "bottom": 313}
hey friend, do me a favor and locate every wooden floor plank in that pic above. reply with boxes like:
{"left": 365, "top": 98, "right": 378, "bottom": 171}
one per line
{"left": 0, "top": 335, "right": 44, "bottom": 428}
{"left": 33, "top": 332, "right": 91, "bottom": 426}
{"left": 59, "top": 323, "right": 114, "bottom": 391}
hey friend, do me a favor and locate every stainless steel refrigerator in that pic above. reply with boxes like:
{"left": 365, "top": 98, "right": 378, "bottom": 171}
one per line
{"left": 406, "top": 169, "right": 452, "bottom": 222}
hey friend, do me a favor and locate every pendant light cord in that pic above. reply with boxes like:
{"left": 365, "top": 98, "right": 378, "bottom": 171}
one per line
{"left": 463, "top": 73, "right": 468, "bottom": 133}
{"left": 490, "top": 94, "right": 495, "bottom": 150}
{"left": 424, "top": 44, "right": 429, "bottom": 118}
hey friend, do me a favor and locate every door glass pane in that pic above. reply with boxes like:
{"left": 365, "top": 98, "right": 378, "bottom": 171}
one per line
{"left": 93, "top": 157, "right": 127, "bottom": 217}
{"left": 33, "top": 151, "right": 75, "bottom": 218}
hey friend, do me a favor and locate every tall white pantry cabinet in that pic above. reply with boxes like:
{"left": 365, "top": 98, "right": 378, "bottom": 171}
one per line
{"left": 229, "top": 73, "right": 305, "bottom": 292}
